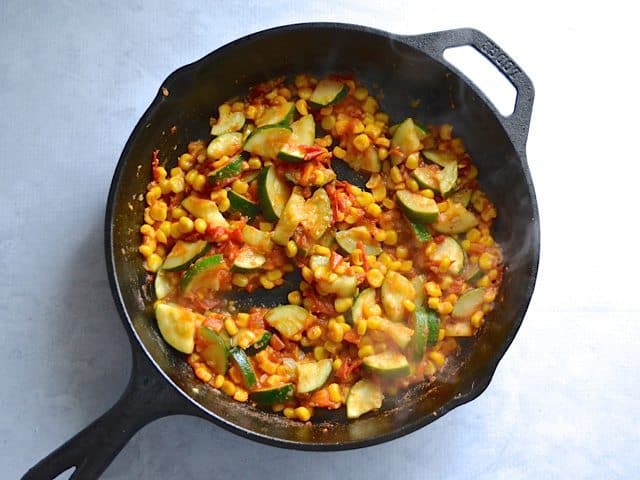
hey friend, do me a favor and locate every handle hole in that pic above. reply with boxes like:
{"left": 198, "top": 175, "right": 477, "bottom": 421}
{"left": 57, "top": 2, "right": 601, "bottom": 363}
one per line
{"left": 54, "top": 467, "right": 76, "bottom": 479}
{"left": 443, "top": 45, "right": 517, "bottom": 116}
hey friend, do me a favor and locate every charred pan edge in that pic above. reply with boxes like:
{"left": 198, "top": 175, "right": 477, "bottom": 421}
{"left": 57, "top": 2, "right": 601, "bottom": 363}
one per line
{"left": 104, "top": 22, "right": 539, "bottom": 450}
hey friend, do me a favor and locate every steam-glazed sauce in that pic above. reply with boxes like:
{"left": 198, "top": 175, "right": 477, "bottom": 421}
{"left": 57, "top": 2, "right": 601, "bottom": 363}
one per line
{"left": 138, "top": 74, "right": 503, "bottom": 421}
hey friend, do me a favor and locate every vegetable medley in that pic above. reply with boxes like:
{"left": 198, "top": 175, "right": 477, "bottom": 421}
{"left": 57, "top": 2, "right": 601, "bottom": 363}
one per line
{"left": 138, "top": 74, "right": 503, "bottom": 421}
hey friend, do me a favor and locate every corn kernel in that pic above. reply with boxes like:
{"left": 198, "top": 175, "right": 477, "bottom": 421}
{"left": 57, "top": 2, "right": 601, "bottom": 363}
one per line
{"left": 307, "top": 325, "right": 322, "bottom": 341}
{"left": 194, "top": 366, "right": 212, "bottom": 383}
{"left": 224, "top": 318, "right": 238, "bottom": 337}
{"left": 138, "top": 244, "right": 154, "bottom": 257}
{"left": 321, "top": 115, "right": 336, "bottom": 131}
{"left": 272, "top": 403, "right": 285, "bottom": 413}
{"left": 194, "top": 218, "right": 207, "bottom": 234}
{"left": 332, "top": 358, "right": 343, "bottom": 371}
{"left": 471, "top": 310, "right": 485, "bottom": 328}
{"left": 479, "top": 252, "right": 493, "bottom": 271}
{"left": 334, "top": 297, "right": 353, "bottom": 313}
{"left": 236, "top": 313, "right": 249, "bottom": 328}
{"left": 302, "top": 266, "right": 313, "bottom": 283}
{"left": 440, "top": 123, "right": 453, "bottom": 140}
{"left": 425, "top": 282, "right": 442, "bottom": 297}
{"left": 221, "top": 380, "right": 237, "bottom": 396}
{"left": 214, "top": 374, "right": 225, "bottom": 388}
{"left": 373, "top": 230, "right": 387, "bottom": 242}
{"left": 288, "top": 290, "right": 302, "bottom": 306}
{"left": 155, "top": 229, "right": 168, "bottom": 244}
{"left": 353, "top": 133, "right": 371, "bottom": 152}
{"left": 438, "top": 301, "right": 453, "bottom": 315}
{"left": 403, "top": 299, "right": 416, "bottom": 312}
{"left": 314, "top": 346, "right": 328, "bottom": 360}
{"left": 295, "top": 98, "right": 308, "bottom": 116}
{"left": 428, "top": 351, "right": 445, "bottom": 367}
{"left": 328, "top": 383, "right": 342, "bottom": 403}
{"left": 146, "top": 254, "right": 163, "bottom": 272}
{"left": 439, "top": 257, "right": 452, "bottom": 273}
{"left": 218, "top": 196, "right": 230, "bottom": 212}
{"left": 327, "top": 321, "right": 344, "bottom": 343}
{"left": 178, "top": 216, "right": 194, "bottom": 234}
{"left": 267, "top": 269, "right": 283, "bottom": 282}
{"left": 420, "top": 189, "right": 435, "bottom": 199}
{"left": 467, "top": 227, "right": 482, "bottom": 242}
{"left": 358, "top": 345, "right": 375, "bottom": 358}
{"left": 353, "top": 86, "right": 369, "bottom": 101}
{"left": 382, "top": 198, "right": 395, "bottom": 209}
{"left": 333, "top": 146, "right": 347, "bottom": 160}
{"left": 259, "top": 222, "right": 273, "bottom": 232}
{"left": 484, "top": 290, "right": 497, "bottom": 303}
{"left": 233, "top": 389, "right": 249, "bottom": 402}
{"left": 248, "top": 157, "right": 262, "bottom": 169}
{"left": 356, "top": 192, "right": 374, "bottom": 207}
{"left": 366, "top": 268, "right": 384, "bottom": 288}
{"left": 384, "top": 230, "right": 398, "bottom": 245}
{"left": 295, "top": 406, "right": 312, "bottom": 422}
{"left": 428, "top": 297, "right": 440, "bottom": 309}
{"left": 169, "top": 222, "right": 182, "bottom": 239}
{"left": 371, "top": 185, "right": 386, "bottom": 202}
{"left": 363, "top": 96, "right": 378, "bottom": 114}
{"left": 283, "top": 407, "right": 296, "bottom": 419}
{"left": 313, "top": 245, "right": 331, "bottom": 257}
{"left": 478, "top": 276, "right": 491, "bottom": 288}
{"left": 146, "top": 186, "right": 162, "bottom": 205}
{"left": 356, "top": 319, "right": 368, "bottom": 336}
{"left": 259, "top": 276, "right": 275, "bottom": 290}
{"left": 231, "top": 179, "right": 249, "bottom": 195}
{"left": 149, "top": 201, "right": 168, "bottom": 222}
{"left": 390, "top": 166, "right": 403, "bottom": 184}
{"left": 232, "top": 273, "right": 249, "bottom": 288}
{"left": 365, "top": 202, "right": 382, "bottom": 217}
{"left": 285, "top": 240, "right": 298, "bottom": 258}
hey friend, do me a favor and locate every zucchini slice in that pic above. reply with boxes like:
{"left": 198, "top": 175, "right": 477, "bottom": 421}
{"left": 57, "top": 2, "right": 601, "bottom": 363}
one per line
{"left": 300, "top": 187, "right": 332, "bottom": 240}
{"left": 422, "top": 150, "right": 458, "bottom": 197}
{"left": 412, "top": 167, "right": 441, "bottom": 193}
{"left": 244, "top": 125, "right": 292, "bottom": 159}
{"left": 162, "top": 240, "right": 210, "bottom": 272}
{"left": 296, "top": 358, "right": 333, "bottom": 393}
{"left": 272, "top": 187, "right": 306, "bottom": 246}
{"left": 227, "top": 190, "right": 260, "bottom": 218}
{"left": 245, "top": 331, "right": 272, "bottom": 355}
{"left": 277, "top": 114, "right": 316, "bottom": 162}
{"left": 450, "top": 189, "right": 472, "bottom": 207}
{"left": 232, "top": 247, "right": 266, "bottom": 272}
{"left": 433, "top": 202, "right": 478, "bottom": 234}
{"left": 264, "top": 305, "right": 309, "bottom": 339}
{"left": 344, "top": 146, "right": 381, "bottom": 173}
{"left": 381, "top": 271, "right": 416, "bottom": 322}
{"left": 378, "top": 318, "right": 414, "bottom": 349}
{"left": 422, "top": 150, "right": 457, "bottom": 168}
{"left": 452, "top": 288, "right": 486, "bottom": 318}
{"left": 210, "top": 108, "right": 245, "bottom": 136}
{"left": 308, "top": 79, "right": 349, "bottom": 108}
{"left": 412, "top": 274, "right": 426, "bottom": 307}
{"left": 154, "top": 269, "right": 175, "bottom": 299}
{"left": 317, "top": 274, "right": 358, "bottom": 298}
{"left": 346, "top": 379, "right": 383, "bottom": 419}
{"left": 411, "top": 307, "right": 440, "bottom": 360}
{"left": 466, "top": 265, "right": 483, "bottom": 284}
{"left": 182, "top": 196, "right": 229, "bottom": 228}
{"left": 258, "top": 165, "right": 291, "bottom": 221}
{"left": 362, "top": 351, "right": 411, "bottom": 378}
{"left": 431, "top": 236, "right": 465, "bottom": 275}
{"left": 396, "top": 190, "right": 439, "bottom": 223}
{"left": 241, "top": 224, "right": 273, "bottom": 252}
{"left": 180, "top": 254, "right": 225, "bottom": 292}
{"left": 199, "top": 326, "right": 229, "bottom": 374}
{"left": 335, "top": 226, "right": 383, "bottom": 256}
{"left": 155, "top": 303, "right": 197, "bottom": 354}
{"left": 250, "top": 383, "right": 295, "bottom": 405}
{"left": 410, "top": 221, "right": 432, "bottom": 242}
{"left": 229, "top": 347, "right": 257, "bottom": 388}
{"left": 391, "top": 118, "right": 422, "bottom": 156}
{"left": 206, "top": 132, "right": 243, "bottom": 160}
{"left": 349, "top": 288, "right": 376, "bottom": 326}
{"left": 207, "top": 154, "right": 244, "bottom": 185}
{"left": 256, "top": 102, "right": 295, "bottom": 127}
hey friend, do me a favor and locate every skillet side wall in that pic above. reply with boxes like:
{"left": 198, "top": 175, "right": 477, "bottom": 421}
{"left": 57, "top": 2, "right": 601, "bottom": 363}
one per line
{"left": 109, "top": 25, "right": 537, "bottom": 447}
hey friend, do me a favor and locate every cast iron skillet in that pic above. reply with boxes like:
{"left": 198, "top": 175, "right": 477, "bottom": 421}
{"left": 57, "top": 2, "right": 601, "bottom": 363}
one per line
{"left": 24, "top": 23, "right": 538, "bottom": 479}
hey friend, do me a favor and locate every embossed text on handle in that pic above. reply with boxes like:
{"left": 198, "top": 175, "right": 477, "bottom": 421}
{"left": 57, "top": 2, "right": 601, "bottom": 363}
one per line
{"left": 480, "top": 40, "right": 521, "bottom": 79}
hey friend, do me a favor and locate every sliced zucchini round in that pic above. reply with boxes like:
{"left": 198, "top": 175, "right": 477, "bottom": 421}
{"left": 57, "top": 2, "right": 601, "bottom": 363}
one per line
{"left": 308, "top": 79, "right": 349, "bottom": 108}
{"left": 277, "top": 114, "right": 316, "bottom": 162}
{"left": 465, "top": 266, "right": 484, "bottom": 284}
{"left": 334, "top": 226, "right": 382, "bottom": 256}
{"left": 206, "top": 132, "right": 243, "bottom": 160}
{"left": 180, "top": 254, "right": 224, "bottom": 293}
{"left": 244, "top": 125, "right": 292, "bottom": 159}
{"left": 433, "top": 202, "right": 478, "bottom": 234}
{"left": 296, "top": 358, "right": 333, "bottom": 393}
{"left": 162, "top": 240, "right": 210, "bottom": 272}
{"left": 154, "top": 269, "right": 175, "bottom": 299}
{"left": 346, "top": 379, "right": 383, "bottom": 419}
{"left": 450, "top": 189, "right": 472, "bottom": 207}
{"left": 250, "top": 383, "right": 295, "bottom": 405}
{"left": 264, "top": 305, "right": 309, "bottom": 339}
{"left": 452, "top": 288, "right": 486, "bottom": 319}
{"left": 258, "top": 165, "right": 291, "bottom": 221}
{"left": 232, "top": 248, "right": 266, "bottom": 272}
{"left": 363, "top": 351, "right": 411, "bottom": 378}
{"left": 155, "top": 303, "right": 196, "bottom": 354}
{"left": 412, "top": 167, "right": 441, "bottom": 192}
{"left": 410, "top": 221, "right": 432, "bottom": 242}
{"left": 211, "top": 110, "right": 245, "bottom": 136}
{"left": 182, "top": 196, "right": 229, "bottom": 228}
{"left": 241, "top": 224, "right": 273, "bottom": 252}
{"left": 391, "top": 118, "right": 422, "bottom": 156}
{"left": 300, "top": 187, "right": 332, "bottom": 241}
{"left": 422, "top": 149, "right": 457, "bottom": 168}
{"left": 396, "top": 190, "right": 439, "bottom": 223}
{"left": 411, "top": 307, "right": 440, "bottom": 361}
{"left": 378, "top": 317, "right": 414, "bottom": 349}
{"left": 350, "top": 288, "right": 376, "bottom": 326}
{"left": 199, "top": 326, "right": 229, "bottom": 374}
{"left": 244, "top": 331, "right": 272, "bottom": 356}
{"left": 271, "top": 187, "right": 305, "bottom": 246}
{"left": 207, "top": 154, "right": 244, "bottom": 185}
{"left": 381, "top": 271, "right": 415, "bottom": 323}
{"left": 256, "top": 102, "right": 295, "bottom": 127}
{"left": 227, "top": 190, "right": 259, "bottom": 218}
{"left": 431, "top": 236, "right": 465, "bottom": 275}
{"left": 229, "top": 347, "right": 257, "bottom": 388}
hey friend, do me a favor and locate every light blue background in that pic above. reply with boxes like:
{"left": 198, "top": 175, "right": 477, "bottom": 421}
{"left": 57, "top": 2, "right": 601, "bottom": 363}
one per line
{"left": 1, "top": 1, "right": 638, "bottom": 478}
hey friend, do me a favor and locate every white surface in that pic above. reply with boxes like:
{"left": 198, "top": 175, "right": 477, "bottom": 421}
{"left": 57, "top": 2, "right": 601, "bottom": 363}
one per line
{"left": 1, "top": 1, "right": 639, "bottom": 478}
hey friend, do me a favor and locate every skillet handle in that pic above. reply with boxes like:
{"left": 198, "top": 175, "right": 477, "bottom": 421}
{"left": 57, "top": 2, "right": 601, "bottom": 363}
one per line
{"left": 22, "top": 349, "right": 191, "bottom": 480}
{"left": 401, "top": 28, "right": 535, "bottom": 154}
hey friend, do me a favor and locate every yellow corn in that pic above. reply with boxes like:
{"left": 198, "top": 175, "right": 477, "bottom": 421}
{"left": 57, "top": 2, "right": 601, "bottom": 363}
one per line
{"left": 248, "top": 157, "right": 262, "bottom": 169}
{"left": 284, "top": 240, "right": 298, "bottom": 258}
{"left": 484, "top": 290, "right": 497, "bottom": 303}
{"left": 266, "top": 269, "right": 283, "bottom": 281}
{"left": 356, "top": 192, "right": 374, "bottom": 207}
{"left": 155, "top": 229, "right": 167, "bottom": 244}
{"left": 390, "top": 166, "right": 403, "bottom": 184}
{"left": 169, "top": 222, "right": 182, "bottom": 239}
{"left": 441, "top": 275, "right": 454, "bottom": 290}
{"left": 295, "top": 98, "right": 308, "bottom": 116}
{"left": 283, "top": 407, "right": 296, "bottom": 419}
{"left": 231, "top": 179, "right": 249, "bottom": 195}
{"left": 427, "top": 297, "right": 440, "bottom": 310}
{"left": 236, "top": 312, "right": 250, "bottom": 328}
{"left": 332, "top": 357, "right": 343, "bottom": 371}
{"left": 382, "top": 198, "right": 395, "bottom": 210}
{"left": 478, "top": 275, "right": 491, "bottom": 288}
{"left": 420, "top": 189, "right": 435, "bottom": 199}
{"left": 171, "top": 206, "right": 187, "bottom": 220}
{"left": 194, "top": 218, "right": 207, "bottom": 234}
{"left": 353, "top": 133, "right": 371, "bottom": 152}
{"left": 327, "top": 321, "right": 344, "bottom": 343}
{"left": 358, "top": 345, "right": 375, "bottom": 358}
{"left": 288, "top": 290, "right": 302, "bottom": 305}
{"left": 351, "top": 119, "right": 365, "bottom": 134}
{"left": 471, "top": 310, "right": 485, "bottom": 328}
{"left": 236, "top": 330, "right": 256, "bottom": 349}
{"left": 221, "top": 380, "right": 237, "bottom": 396}
{"left": 324, "top": 340, "right": 341, "bottom": 354}
{"left": 365, "top": 268, "right": 384, "bottom": 288}
{"left": 145, "top": 186, "right": 162, "bottom": 205}
{"left": 178, "top": 216, "right": 194, "bottom": 234}
{"left": 149, "top": 201, "right": 168, "bottom": 222}
{"left": 363, "top": 96, "right": 378, "bottom": 114}
{"left": 438, "top": 301, "right": 453, "bottom": 315}
{"left": 328, "top": 383, "right": 342, "bottom": 403}
{"left": 224, "top": 318, "right": 239, "bottom": 336}
{"left": 314, "top": 346, "right": 328, "bottom": 360}
{"left": 403, "top": 299, "right": 416, "bottom": 312}
{"left": 425, "top": 282, "right": 442, "bottom": 297}
{"left": 334, "top": 297, "right": 353, "bottom": 313}
{"left": 428, "top": 351, "right": 446, "bottom": 367}
{"left": 440, "top": 123, "right": 453, "bottom": 140}
{"left": 467, "top": 228, "right": 482, "bottom": 242}
{"left": 384, "top": 230, "right": 398, "bottom": 245}
{"left": 332, "top": 146, "right": 347, "bottom": 160}
{"left": 232, "top": 273, "right": 249, "bottom": 288}
{"left": 295, "top": 406, "right": 312, "bottom": 422}
{"left": 321, "top": 115, "right": 336, "bottom": 131}
{"left": 479, "top": 252, "right": 493, "bottom": 271}
{"left": 233, "top": 389, "right": 249, "bottom": 402}
{"left": 146, "top": 254, "right": 163, "bottom": 272}
{"left": 439, "top": 257, "right": 452, "bottom": 273}
{"left": 313, "top": 245, "right": 331, "bottom": 257}
{"left": 301, "top": 266, "right": 313, "bottom": 283}
{"left": 139, "top": 244, "right": 154, "bottom": 258}
{"left": 307, "top": 325, "right": 323, "bottom": 340}
{"left": 213, "top": 374, "right": 225, "bottom": 389}
{"left": 405, "top": 152, "right": 420, "bottom": 170}
{"left": 356, "top": 319, "right": 368, "bottom": 336}
{"left": 259, "top": 275, "right": 275, "bottom": 290}
{"left": 371, "top": 185, "right": 386, "bottom": 202}
{"left": 272, "top": 403, "right": 285, "bottom": 413}
{"left": 373, "top": 230, "right": 387, "bottom": 243}
{"left": 365, "top": 202, "right": 382, "bottom": 217}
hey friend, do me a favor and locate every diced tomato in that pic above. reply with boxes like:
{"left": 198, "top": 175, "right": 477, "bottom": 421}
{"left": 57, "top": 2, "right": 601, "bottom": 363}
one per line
{"left": 330, "top": 251, "right": 343, "bottom": 270}
{"left": 248, "top": 308, "right": 267, "bottom": 330}
{"left": 269, "top": 334, "right": 285, "bottom": 351}
{"left": 304, "top": 291, "right": 337, "bottom": 316}
{"left": 335, "top": 357, "right": 361, "bottom": 383}
{"left": 343, "top": 330, "right": 361, "bottom": 345}
{"left": 306, "top": 389, "right": 341, "bottom": 409}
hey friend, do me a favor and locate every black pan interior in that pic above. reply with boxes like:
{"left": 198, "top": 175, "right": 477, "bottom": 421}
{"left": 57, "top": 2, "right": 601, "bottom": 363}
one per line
{"left": 108, "top": 24, "right": 538, "bottom": 449}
